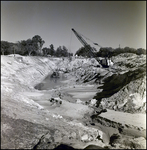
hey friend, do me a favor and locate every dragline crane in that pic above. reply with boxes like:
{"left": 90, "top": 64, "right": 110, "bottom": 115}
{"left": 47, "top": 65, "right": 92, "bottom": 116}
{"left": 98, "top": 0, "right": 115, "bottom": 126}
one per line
{"left": 71, "top": 28, "right": 97, "bottom": 58}
{"left": 71, "top": 28, "right": 113, "bottom": 68}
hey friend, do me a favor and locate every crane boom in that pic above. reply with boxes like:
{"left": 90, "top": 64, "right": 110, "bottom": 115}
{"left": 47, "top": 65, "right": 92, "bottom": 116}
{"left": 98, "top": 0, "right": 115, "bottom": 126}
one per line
{"left": 71, "top": 28, "right": 96, "bottom": 57}
{"left": 71, "top": 28, "right": 88, "bottom": 47}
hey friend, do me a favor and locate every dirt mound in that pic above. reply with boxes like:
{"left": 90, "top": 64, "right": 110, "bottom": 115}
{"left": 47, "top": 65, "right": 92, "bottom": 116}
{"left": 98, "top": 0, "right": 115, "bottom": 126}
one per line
{"left": 93, "top": 67, "right": 146, "bottom": 107}
{"left": 98, "top": 74, "right": 146, "bottom": 113}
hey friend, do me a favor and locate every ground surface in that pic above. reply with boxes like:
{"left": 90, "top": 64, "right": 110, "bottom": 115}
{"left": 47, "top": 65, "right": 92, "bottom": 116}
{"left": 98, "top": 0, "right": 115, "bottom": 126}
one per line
{"left": 1, "top": 54, "right": 146, "bottom": 149}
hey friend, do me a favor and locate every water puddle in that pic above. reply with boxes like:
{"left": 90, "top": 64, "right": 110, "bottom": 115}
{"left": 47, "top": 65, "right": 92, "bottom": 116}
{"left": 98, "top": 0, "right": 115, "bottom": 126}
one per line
{"left": 34, "top": 73, "right": 99, "bottom": 102}
{"left": 34, "top": 73, "right": 67, "bottom": 90}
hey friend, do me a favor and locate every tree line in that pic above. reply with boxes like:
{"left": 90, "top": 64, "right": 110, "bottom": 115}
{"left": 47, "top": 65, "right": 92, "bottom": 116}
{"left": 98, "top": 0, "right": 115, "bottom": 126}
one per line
{"left": 1, "top": 35, "right": 73, "bottom": 57}
{"left": 75, "top": 45, "right": 146, "bottom": 58}
{"left": 1, "top": 35, "right": 145, "bottom": 57}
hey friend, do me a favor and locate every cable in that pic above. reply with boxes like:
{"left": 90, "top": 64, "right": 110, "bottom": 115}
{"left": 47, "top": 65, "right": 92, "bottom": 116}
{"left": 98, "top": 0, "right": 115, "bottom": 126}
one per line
{"left": 77, "top": 30, "right": 102, "bottom": 48}
{"left": 69, "top": 30, "right": 73, "bottom": 54}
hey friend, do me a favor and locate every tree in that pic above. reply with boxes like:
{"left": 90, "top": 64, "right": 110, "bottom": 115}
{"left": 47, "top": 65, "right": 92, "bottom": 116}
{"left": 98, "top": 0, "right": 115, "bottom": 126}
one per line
{"left": 1, "top": 41, "right": 18, "bottom": 55}
{"left": 75, "top": 45, "right": 95, "bottom": 57}
{"left": 137, "top": 48, "right": 146, "bottom": 55}
{"left": 62, "top": 46, "right": 68, "bottom": 57}
{"left": 26, "top": 39, "right": 35, "bottom": 55}
{"left": 55, "top": 46, "right": 70, "bottom": 57}
{"left": 55, "top": 46, "right": 62, "bottom": 57}
{"left": 50, "top": 44, "right": 54, "bottom": 50}
{"left": 96, "top": 47, "right": 114, "bottom": 58}
{"left": 49, "top": 44, "right": 55, "bottom": 56}
{"left": 18, "top": 40, "right": 30, "bottom": 55}
{"left": 17, "top": 35, "right": 45, "bottom": 56}
{"left": 75, "top": 47, "right": 85, "bottom": 57}
{"left": 1, "top": 41, "right": 10, "bottom": 55}
{"left": 42, "top": 47, "right": 49, "bottom": 56}
{"left": 69, "top": 53, "right": 73, "bottom": 57}
{"left": 32, "top": 35, "right": 45, "bottom": 55}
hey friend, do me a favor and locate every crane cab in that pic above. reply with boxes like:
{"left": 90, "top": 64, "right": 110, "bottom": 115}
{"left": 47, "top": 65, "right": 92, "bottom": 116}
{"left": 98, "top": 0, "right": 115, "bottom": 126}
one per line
{"left": 98, "top": 57, "right": 113, "bottom": 68}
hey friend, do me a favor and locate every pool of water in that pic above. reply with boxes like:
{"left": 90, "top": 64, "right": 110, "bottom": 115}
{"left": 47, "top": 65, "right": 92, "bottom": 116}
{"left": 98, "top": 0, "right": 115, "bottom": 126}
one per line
{"left": 34, "top": 73, "right": 67, "bottom": 90}
{"left": 34, "top": 73, "right": 98, "bottom": 102}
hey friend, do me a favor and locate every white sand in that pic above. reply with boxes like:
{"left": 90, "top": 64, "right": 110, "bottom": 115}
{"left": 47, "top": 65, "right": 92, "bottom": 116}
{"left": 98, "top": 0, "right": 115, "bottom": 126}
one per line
{"left": 100, "top": 109, "right": 146, "bottom": 128}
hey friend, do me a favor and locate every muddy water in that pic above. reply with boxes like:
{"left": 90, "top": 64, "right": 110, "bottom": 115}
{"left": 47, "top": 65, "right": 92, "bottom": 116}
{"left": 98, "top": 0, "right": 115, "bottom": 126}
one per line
{"left": 34, "top": 73, "right": 67, "bottom": 90}
{"left": 35, "top": 73, "right": 98, "bottom": 102}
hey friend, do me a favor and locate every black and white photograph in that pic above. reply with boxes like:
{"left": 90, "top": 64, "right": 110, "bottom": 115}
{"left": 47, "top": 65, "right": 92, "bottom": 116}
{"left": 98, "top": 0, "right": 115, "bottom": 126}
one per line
{"left": 1, "top": 1, "right": 146, "bottom": 149}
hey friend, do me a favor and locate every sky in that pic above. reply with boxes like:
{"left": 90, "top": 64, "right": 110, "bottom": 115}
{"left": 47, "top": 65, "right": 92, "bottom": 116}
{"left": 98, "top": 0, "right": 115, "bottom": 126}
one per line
{"left": 1, "top": 1, "right": 146, "bottom": 54}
